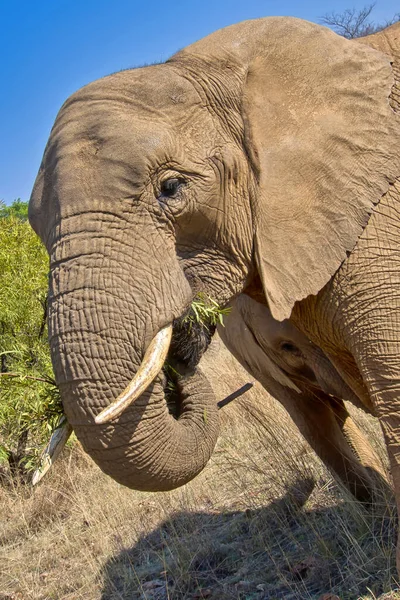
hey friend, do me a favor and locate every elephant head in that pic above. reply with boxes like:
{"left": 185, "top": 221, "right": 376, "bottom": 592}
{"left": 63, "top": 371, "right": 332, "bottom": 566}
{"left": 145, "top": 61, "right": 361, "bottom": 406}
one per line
{"left": 219, "top": 294, "right": 359, "bottom": 403}
{"left": 29, "top": 18, "right": 400, "bottom": 492}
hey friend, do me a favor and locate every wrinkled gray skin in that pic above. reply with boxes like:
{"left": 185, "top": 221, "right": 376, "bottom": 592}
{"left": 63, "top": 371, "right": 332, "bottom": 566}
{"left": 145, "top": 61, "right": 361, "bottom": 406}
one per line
{"left": 29, "top": 16, "right": 400, "bottom": 571}
{"left": 219, "top": 294, "right": 389, "bottom": 503}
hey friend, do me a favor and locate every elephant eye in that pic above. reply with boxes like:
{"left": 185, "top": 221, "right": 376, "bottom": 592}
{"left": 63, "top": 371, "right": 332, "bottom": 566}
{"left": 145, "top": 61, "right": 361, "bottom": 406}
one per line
{"left": 280, "top": 341, "right": 301, "bottom": 356}
{"left": 160, "top": 178, "right": 185, "bottom": 199}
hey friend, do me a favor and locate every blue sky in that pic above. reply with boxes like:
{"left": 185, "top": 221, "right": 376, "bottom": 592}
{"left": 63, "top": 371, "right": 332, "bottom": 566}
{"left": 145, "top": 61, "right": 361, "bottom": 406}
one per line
{"left": 1, "top": 0, "right": 398, "bottom": 204}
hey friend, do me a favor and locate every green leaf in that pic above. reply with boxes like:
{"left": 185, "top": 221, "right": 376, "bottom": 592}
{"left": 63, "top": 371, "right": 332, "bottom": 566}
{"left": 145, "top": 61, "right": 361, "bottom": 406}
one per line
{"left": 0, "top": 213, "right": 63, "bottom": 475}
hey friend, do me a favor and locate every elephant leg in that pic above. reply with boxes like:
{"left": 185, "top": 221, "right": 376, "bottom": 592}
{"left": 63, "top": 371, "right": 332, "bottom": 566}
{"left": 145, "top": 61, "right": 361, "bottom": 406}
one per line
{"left": 302, "top": 180, "right": 400, "bottom": 570}
{"left": 278, "top": 388, "right": 382, "bottom": 503}
{"left": 349, "top": 342, "right": 400, "bottom": 564}
{"left": 328, "top": 397, "right": 391, "bottom": 497}
{"left": 342, "top": 339, "right": 400, "bottom": 568}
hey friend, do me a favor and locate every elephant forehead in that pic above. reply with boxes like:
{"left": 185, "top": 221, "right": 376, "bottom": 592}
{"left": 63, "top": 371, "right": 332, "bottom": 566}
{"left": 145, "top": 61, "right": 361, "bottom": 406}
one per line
{"left": 45, "top": 65, "right": 211, "bottom": 181}
{"left": 50, "top": 114, "right": 174, "bottom": 178}
{"left": 52, "top": 65, "right": 203, "bottom": 144}
{"left": 67, "top": 64, "right": 200, "bottom": 114}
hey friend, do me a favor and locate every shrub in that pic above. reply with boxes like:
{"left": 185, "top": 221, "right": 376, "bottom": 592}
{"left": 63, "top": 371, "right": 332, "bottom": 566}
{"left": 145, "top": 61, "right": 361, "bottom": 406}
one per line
{"left": 0, "top": 204, "right": 62, "bottom": 477}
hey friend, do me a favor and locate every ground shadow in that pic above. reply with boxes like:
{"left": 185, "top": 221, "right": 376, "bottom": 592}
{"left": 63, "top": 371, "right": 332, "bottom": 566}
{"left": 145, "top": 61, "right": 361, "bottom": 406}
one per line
{"left": 100, "top": 478, "right": 398, "bottom": 600}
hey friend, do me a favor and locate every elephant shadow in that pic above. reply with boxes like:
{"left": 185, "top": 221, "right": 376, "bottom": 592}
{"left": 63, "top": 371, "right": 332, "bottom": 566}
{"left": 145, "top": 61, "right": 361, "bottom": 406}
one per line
{"left": 100, "top": 478, "right": 397, "bottom": 600}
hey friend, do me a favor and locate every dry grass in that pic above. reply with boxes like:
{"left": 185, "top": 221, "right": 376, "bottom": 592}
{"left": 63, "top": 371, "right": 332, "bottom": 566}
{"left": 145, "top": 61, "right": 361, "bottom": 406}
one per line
{"left": 1, "top": 388, "right": 399, "bottom": 600}
{"left": 1, "top": 337, "right": 399, "bottom": 599}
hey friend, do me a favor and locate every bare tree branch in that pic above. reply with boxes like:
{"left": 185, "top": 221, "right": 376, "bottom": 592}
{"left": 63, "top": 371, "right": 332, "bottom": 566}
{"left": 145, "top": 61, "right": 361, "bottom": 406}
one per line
{"left": 320, "top": 3, "right": 399, "bottom": 39}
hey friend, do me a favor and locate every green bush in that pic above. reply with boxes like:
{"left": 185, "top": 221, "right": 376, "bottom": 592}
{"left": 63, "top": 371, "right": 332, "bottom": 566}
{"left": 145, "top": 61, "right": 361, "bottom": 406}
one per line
{"left": 0, "top": 201, "right": 62, "bottom": 477}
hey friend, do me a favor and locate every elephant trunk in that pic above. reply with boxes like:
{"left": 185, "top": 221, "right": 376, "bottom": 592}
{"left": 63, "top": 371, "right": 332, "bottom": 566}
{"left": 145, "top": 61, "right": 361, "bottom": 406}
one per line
{"left": 94, "top": 325, "right": 173, "bottom": 425}
{"left": 47, "top": 229, "right": 219, "bottom": 491}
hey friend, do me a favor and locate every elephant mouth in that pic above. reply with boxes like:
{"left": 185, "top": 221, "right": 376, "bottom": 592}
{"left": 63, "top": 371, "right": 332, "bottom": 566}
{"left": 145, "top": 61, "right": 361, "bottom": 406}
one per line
{"left": 169, "top": 307, "right": 217, "bottom": 370}
{"left": 162, "top": 307, "right": 217, "bottom": 417}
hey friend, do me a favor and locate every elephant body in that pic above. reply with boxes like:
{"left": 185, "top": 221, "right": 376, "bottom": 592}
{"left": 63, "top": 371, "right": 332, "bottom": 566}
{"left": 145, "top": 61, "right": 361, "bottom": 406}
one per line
{"left": 29, "top": 18, "right": 400, "bottom": 571}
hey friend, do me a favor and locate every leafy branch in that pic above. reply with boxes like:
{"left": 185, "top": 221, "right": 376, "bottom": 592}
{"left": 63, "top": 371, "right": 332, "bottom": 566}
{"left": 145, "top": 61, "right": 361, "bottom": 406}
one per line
{"left": 183, "top": 293, "right": 231, "bottom": 331}
{"left": 0, "top": 205, "right": 62, "bottom": 478}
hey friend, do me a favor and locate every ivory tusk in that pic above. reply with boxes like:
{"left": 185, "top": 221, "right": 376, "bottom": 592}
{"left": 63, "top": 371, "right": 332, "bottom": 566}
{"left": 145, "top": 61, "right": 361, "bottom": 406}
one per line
{"left": 95, "top": 324, "right": 173, "bottom": 425}
{"left": 32, "top": 416, "right": 73, "bottom": 486}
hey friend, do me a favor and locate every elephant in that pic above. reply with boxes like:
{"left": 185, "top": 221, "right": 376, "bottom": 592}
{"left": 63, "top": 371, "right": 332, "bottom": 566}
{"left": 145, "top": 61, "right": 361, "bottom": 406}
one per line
{"left": 218, "top": 293, "right": 390, "bottom": 503}
{"left": 29, "top": 17, "right": 400, "bottom": 568}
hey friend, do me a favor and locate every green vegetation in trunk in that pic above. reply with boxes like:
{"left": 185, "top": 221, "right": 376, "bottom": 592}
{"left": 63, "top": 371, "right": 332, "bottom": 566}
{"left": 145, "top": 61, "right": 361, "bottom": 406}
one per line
{"left": 183, "top": 293, "right": 231, "bottom": 331}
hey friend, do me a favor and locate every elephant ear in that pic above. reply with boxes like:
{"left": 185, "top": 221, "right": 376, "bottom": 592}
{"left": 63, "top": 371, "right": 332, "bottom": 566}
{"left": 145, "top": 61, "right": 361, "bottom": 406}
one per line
{"left": 172, "top": 18, "right": 400, "bottom": 319}
{"left": 239, "top": 19, "right": 400, "bottom": 320}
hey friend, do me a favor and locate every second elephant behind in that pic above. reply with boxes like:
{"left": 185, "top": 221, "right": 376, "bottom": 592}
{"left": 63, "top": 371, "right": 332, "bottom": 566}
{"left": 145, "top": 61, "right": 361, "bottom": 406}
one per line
{"left": 219, "top": 294, "right": 390, "bottom": 503}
